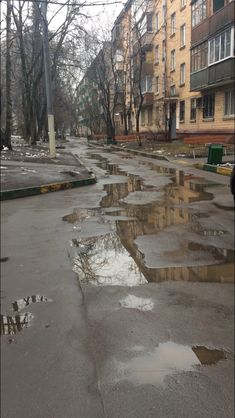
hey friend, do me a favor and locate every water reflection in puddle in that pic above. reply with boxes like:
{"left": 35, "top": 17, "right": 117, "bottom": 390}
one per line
{"left": 118, "top": 342, "right": 226, "bottom": 386}
{"left": 1, "top": 313, "right": 33, "bottom": 335}
{"left": 65, "top": 155, "right": 234, "bottom": 284}
{"left": 12, "top": 295, "right": 53, "bottom": 312}
{"left": 72, "top": 233, "right": 147, "bottom": 286}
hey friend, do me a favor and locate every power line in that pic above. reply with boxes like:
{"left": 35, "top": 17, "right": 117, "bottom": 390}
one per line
{"left": 2, "top": 0, "right": 125, "bottom": 7}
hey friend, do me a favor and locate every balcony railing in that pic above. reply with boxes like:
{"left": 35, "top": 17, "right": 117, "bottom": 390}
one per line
{"left": 190, "top": 57, "right": 235, "bottom": 90}
{"left": 191, "top": 1, "right": 235, "bottom": 45}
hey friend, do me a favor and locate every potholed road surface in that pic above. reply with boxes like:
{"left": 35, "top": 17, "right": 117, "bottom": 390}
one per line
{"left": 1, "top": 139, "right": 234, "bottom": 418}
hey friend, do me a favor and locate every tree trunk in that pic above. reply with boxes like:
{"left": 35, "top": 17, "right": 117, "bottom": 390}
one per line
{"left": 5, "top": 0, "right": 13, "bottom": 150}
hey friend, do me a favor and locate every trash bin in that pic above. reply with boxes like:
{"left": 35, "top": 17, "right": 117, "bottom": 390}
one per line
{"left": 207, "top": 144, "right": 223, "bottom": 165}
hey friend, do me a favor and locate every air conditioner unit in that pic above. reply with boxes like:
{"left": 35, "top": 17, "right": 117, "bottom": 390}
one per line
{"left": 196, "top": 97, "right": 203, "bottom": 108}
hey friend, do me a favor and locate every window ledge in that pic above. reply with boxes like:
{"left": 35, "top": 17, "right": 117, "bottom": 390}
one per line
{"left": 179, "top": 120, "right": 185, "bottom": 123}
{"left": 202, "top": 118, "right": 214, "bottom": 122}
{"left": 223, "top": 115, "right": 235, "bottom": 120}
{"left": 179, "top": 83, "right": 185, "bottom": 87}
{"left": 179, "top": 45, "right": 186, "bottom": 51}
{"left": 180, "top": 5, "right": 186, "bottom": 12}
{"left": 190, "top": 119, "right": 196, "bottom": 123}
{"left": 170, "top": 69, "right": 176, "bottom": 73}
{"left": 170, "top": 33, "right": 176, "bottom": 38}
{"left": 154, "top": 61, "right": 159, "bottom": 66}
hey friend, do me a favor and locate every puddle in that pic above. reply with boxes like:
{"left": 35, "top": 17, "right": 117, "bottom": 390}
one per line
{"left": 67, "top": 154, "right": 234, "bottom": 284}
{"left": 118, "top": 342, "right": 227, "bottom": 386}
{"left": 12, "top": 295, "right": 53, "bottom": 312}
{"left": 192, "top": 346, "right": 226, "bottom": 365}
{"left": 72, "top": 233, "right": 147, "bottom": 286}
{"left": 1, "top": 313, "right": 33, "bottom": 335}
{"left": 120, "top": 295, "right": 154, "bottom": 311}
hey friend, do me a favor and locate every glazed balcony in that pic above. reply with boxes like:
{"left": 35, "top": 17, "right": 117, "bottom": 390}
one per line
{"left": 190, "top": 57, "right": 235, "bottom": 91}
{"left": 191, "top": 1, "right": 235, "bottom": 45}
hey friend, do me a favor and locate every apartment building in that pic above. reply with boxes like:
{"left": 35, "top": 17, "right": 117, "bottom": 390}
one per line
{"left": 111, "top": 0, "right": 234, "bottom": 139}
{"left": 111, "top": 0, "right": 133, "bottom": 134}
{"left": 190, "top": 0, "right": 234, "bottom": 138}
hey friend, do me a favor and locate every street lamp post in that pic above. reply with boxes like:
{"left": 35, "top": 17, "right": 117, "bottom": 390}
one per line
{"left": 41, "top": 0, "right": 56, "bottom": 157}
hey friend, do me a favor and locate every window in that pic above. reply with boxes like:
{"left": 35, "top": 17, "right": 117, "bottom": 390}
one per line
{"left": 146, "top": 13, "right": 153, "bottom": 31}
{"left": 171, "top": 13, "right": 176, "bottom": 35}
{"left": 192, "top": 0, "right": 207, "bottom": 27}
{"left": 180, "top": 63, "right": 186, "bottom": 85}
{"left": 162, "top": 5, "right": 166, "bottom": 24}
{"left": 156, "top": 12, "right": 159, "bottom": 31}
{"left": 156, "top": 76, "right": 159, "bottom": 93}
{"left": 141, "top": 110, "right": 145, "bottom": 126}
{"left": 170, "top": 85, "right": 176, "bottom": 96}
{"left": 141, "top": 76, "right": 153, "bottom": 92}
{"left": 162, "top": 40, "right": 166, "bottom": 60}
{"left": 209, "top": 28, "right": 233, "bottom": 65}
{"left": 147, "top": 108, "right": 153, "bottom": 125}
{"left": 179, "top": 101, "right": 185, "bottom": 121}
{"left": 155, "top": 45, "right": 159, "bottom": 63}
{"left": 181, "top": 0, "right": 186, "bottom": 8}
{"left": 171, "top": 49, "right": 176, "bottom": 70}
{"left": 162, "top": 74, "right": 166, "bottom": 94}
{"left": 203, "top": 94, "right": 215, "bottom": 118}
{"left": 180, "top": 24, "right": 186, "bottom": 47}
{"left": 224, "top": 90, "right": 235, "bottom": 116}
{"left": 115, "top": 49, "right": 123, "bottom": 63}
{"left": 191, "top": 42, "right": 208, "bottom": 72}
{"left": 213, "top": 0, "right": 225, "bottom": 13}
{"left": 190, "top": 98, "right": 197, "bottom": 120}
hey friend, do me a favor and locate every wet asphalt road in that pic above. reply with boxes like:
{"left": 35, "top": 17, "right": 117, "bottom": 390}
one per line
{"left": 1, "top": 138, "right": 234, "bottom": 418}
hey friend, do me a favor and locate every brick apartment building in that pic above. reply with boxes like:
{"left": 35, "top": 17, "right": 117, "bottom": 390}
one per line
{"left": 77, "top": 0, "right": 234, "bottom": 140}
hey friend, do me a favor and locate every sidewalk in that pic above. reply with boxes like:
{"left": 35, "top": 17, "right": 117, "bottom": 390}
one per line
{"left": 103, "top": 140, "right": 234, "bottom": 176}
{"left": 0, "top": 145, "right": 96, "bottom": 200}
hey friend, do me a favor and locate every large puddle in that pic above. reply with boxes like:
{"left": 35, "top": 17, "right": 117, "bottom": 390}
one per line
{"left": 117, "top": 342, "right": 227, "bottom": 386}
{"left": 65, "top": 154, "right": 234, "bottom": 285}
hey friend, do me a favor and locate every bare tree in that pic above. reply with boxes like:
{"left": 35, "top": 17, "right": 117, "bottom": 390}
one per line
{"left": 5, "top": 0, "right": 13, "bottom": 149}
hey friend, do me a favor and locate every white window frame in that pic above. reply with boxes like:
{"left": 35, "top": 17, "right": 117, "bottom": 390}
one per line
{"left": 180, "top": 63, "right": 186, "bottom": 84}
{"left": 171, "top": 13, "right": 176, "bottom": 35}
{"left": 224, "top": 89, "right": 235, "bottom": 116}
{"left": 171, "top": 49, "right": 176, "bottom": 70}
{"left": 208, "top": 27, "right": 234, "bottom": 66}
{"left": 141, "top": 76, "right": 153, "bottom": 93}
{"left": 180, "top": 24, "right": 186, "bottom": 47}
{"left": 170, "top": 85, "right": 176, "bottom": 96}
{"left": 181, "top": 0, "right": 186, "bottom": 8}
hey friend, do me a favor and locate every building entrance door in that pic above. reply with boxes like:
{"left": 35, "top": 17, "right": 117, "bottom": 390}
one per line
{"left": 170, "top": 103, "right": 176, "bottom": 140}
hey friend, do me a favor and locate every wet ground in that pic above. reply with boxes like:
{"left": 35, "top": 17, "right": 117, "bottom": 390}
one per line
{"left": 64, "top": 150, "right": 234, "bottom": 285}
{"left": 1, "top": 138, "right": 234, "bottom": 418}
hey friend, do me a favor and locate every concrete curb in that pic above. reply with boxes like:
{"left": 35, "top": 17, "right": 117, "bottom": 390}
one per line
{"left": 0, "top": 177, "right": 96, "bottom": 201}
{"left": 110, "top": 145, "right": 169, "bottom": 161}
{"left": 194, "top": 163, "right": 233, "bottom": 176}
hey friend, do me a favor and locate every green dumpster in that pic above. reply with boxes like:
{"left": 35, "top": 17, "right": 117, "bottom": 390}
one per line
{"left": 207, "top": 144, "right": 223, "bottom": 165}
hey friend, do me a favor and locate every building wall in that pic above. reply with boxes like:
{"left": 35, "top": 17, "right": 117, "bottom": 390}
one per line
{"left": 112, "top": 0, "right": 235, "bottom": 138}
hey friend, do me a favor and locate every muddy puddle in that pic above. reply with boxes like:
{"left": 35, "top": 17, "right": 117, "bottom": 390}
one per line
{"left": 65, "top": 154, "right": 234, "bottom": 284}
{"left": 117, "top": 342, "right": 227, "bottom": 386}
{"left": 1, "top": 295, "right": 52, "bottom": 336}
{"left": 1, "top": 313, "right": 33, "bottom": 335}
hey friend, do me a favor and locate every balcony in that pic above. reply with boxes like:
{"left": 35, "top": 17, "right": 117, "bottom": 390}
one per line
{"left": 142, "top": 62, "right": 154, "bottom": 76}
{"left": 141, "top": 32, "right": 154, "bottom": 51}
{"left": 142, "top": 92, "right": 154, "bottom": 106}
{"left": 190, "top": 57, "right": 235, "bottom": 91}
{"left": 191, "top": 1, "right": 235, "bottom": 45}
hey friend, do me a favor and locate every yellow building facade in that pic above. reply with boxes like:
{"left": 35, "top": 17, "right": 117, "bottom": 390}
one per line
{"left": 111, "top": 0, "right": 235, "bottom": 139}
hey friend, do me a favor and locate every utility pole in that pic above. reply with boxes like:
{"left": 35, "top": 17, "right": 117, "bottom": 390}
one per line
{"left": 41, "top": 0, "right": 56, "bottom": 157}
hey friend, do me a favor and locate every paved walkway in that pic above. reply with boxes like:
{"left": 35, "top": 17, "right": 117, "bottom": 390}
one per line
{"left": 0, "top": 145, "right": 96, "bottom": 199}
